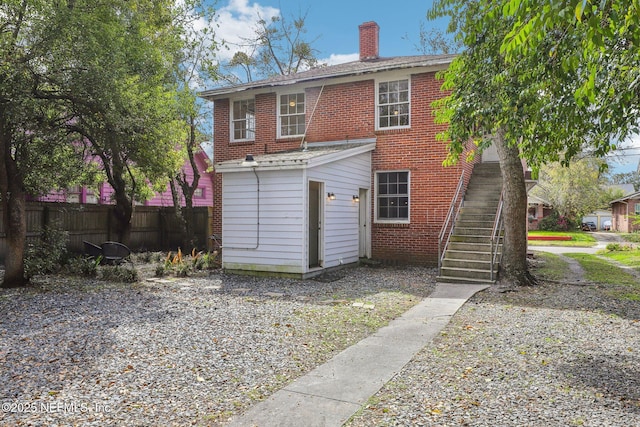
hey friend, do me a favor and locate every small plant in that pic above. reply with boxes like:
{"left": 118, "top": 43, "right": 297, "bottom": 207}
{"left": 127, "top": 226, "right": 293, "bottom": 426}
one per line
{"left": 24, "top": 221, "right": 70, "bottom": 279}
{"left": 154, "top": 264, "right": 166, "bottom": 277}
{"left": 100, "top": 265, "right": 139, "bottom": 283}
{"left": 66, "top": 256, "right": 101, "bottom": 277}
{"left": 606, "top": 242, "right": 634, "bottom": 252}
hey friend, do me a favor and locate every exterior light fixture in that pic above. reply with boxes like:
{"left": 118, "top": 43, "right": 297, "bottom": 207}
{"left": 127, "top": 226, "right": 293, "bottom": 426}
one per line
{"left": 352, "top": 195, "right": 360, "bottom": 202}
{"left": 327, "top": 192, "right": 336, "bottom": 200}
{"left": 241, "top": 154, "right": 258, "bottom": 167}
{"left": 289, "top": 100, "right": 296, "bottom": 107}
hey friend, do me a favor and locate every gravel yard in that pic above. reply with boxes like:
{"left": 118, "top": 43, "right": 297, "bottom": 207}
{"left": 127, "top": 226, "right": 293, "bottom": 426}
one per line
{"left": 0, "top": 265, "right": 434, "bottom": 426}
{"left": 346, "top": 276, "right": 640, "bottom": 427}
{"left": 1, "top": 259, "right": 639, "bottom": 427}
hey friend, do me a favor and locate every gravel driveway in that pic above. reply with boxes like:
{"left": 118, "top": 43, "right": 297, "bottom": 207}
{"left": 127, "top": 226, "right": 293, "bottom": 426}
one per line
{"left": 1, "top": 259, "right": 639, "bottom": 427}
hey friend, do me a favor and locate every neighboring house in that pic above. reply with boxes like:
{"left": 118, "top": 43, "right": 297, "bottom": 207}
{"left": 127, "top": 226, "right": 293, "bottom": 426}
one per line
{"left": 36, "top": 149, "right": 214, "bottom": 208}
{"left": 527, "top": 195, "right": 552, "bottom": 230}
{"left": 200, "top": 21, "right": 492, "bottom": 278}
{"left": 610, "top": 191, "right": 640, "bottom": 233}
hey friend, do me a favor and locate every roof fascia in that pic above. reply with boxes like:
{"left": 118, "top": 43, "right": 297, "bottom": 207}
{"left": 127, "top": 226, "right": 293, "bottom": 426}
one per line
{"left": 200, "top": 61, "right": 451, "bottom": 100}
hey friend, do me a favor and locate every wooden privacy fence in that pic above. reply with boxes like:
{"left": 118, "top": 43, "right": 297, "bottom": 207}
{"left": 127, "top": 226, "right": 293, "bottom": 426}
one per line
{"left": 0, "top": 202, "right": 213, "bottom": 262}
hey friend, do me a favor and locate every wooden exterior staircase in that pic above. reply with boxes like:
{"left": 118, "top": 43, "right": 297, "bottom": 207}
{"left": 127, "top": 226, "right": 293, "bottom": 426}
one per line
{"left": 438, "top": 162, "right": 503, "bottom": 284}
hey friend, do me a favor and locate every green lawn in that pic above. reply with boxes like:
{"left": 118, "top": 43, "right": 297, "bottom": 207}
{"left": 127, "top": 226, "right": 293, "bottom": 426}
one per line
{"left": 527, "top": 230, "right": 597, "bottom": 247}
{"left": 565, "top": 253, "right": 640, "bottom": 301}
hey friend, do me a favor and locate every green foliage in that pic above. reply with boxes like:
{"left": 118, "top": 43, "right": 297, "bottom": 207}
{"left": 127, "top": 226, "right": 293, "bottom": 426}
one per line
{"left": 531, "top": 158, "right": 612, "bottom": 219}
{"left": 100, "top": 265, "right": 139, "bottom": 283}
{"left": 501, "top": 0, "right": 640, "bottom": 159}
{"left": 24, "top": 223, "right": 69, "bottom": 279}
{"left": 537, "top": 211, "right": 579, "bottom": 232}
{"left": 160, "top": 248, "right": 219, "bottom": 277}
{"left": 605, "top": 243, "right": 634, "bottom": 252}
{"left": 66, "top": 256, "right": 101, "bottom": 278}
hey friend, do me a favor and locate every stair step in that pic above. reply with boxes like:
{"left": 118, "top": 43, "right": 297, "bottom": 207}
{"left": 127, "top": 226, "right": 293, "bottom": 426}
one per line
{"left": 437, "top": 275, "right": 496, "bottom": 285}
{"left": 444, "top": 249, "right": 497, "bottom": 261}
{"left": 441, "top": 258, "right": 498, "bottom": 269}
{"left": 454, "top": 227, "right": 493, "bottom": 236}
{"left": 439, "top": 266, "right": 495, "bottom": 280}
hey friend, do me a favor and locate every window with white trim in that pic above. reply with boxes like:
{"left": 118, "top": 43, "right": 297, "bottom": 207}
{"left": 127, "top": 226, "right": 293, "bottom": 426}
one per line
{"left": 232, "top": 98, "right": 255, "bottom": 141}
{"left": 377, "top": 79, "right": 410, "bottom": 129}
{"left": 279, "top": 93, "right": 305, "bottom": 137}
{"left": 376, "top": 171, "right": 409, "bottom": 222}
{"left": 635, "top": 203, "right": 640, "bottom": 215}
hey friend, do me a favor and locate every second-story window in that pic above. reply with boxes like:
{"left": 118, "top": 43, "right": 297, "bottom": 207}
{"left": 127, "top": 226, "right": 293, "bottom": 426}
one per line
{"left": 377, "top": 79, "right": 410, "bottom": 129}
{"left": 279, "top": 93, "right": 305, "bottom": 137}
{"left": 232, "top": 98, "right": 255, "bottom": 141}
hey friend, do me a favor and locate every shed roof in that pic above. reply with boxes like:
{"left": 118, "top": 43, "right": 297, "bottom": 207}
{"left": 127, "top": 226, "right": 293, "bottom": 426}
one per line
{"left": 199, "top": 54, "right": 456, "bottom": 99}
{"left": 215, "top": 139, "right": 376, "bottom": 173}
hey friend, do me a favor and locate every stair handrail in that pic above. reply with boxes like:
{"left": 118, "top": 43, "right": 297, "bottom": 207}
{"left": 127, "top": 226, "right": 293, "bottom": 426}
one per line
{"left": 490, "top": 190, "right": 505, "bottom": 282}
{"left": 438, "top": 171, "right": 465, "bottom": 275}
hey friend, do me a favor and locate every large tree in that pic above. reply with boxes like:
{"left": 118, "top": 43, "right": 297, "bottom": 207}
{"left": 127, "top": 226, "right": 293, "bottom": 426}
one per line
{"left": 0, "top": 0, "right": 192, "bottom": 287}
{"left": 531, "top": 158, "right": 613, "bottom": 220}
{"left": 430, "top": 0, "right": 639, "bottom": 287}
{"left": 169, "top": 1, "right": 219, "bottom": 250}
{"left": 429, "top": 0, "right": 596, "bottom": 287}
{"left": 0, "top": 1, "right": 93, "bottom": 287}
{"left": 59, "top": 1, "right": 187, "bottom": 244}
{"left": 221, "top": 10, "right": 320, "bottom": 83}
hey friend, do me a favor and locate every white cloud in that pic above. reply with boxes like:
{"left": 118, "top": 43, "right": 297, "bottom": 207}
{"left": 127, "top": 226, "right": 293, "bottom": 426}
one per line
{"left": 214, "top": 0, "right": 280, "bottom": 61}
{"left": 321, "top": 53, "right": 360, "bottom": 66}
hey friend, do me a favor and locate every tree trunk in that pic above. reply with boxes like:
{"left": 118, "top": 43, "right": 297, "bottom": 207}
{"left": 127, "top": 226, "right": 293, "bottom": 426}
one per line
{"left": 112, "top": 188, "right": 133, "bottom": 245}
{"left": 2, "top": 190, "right": 27, "bottom": 288}
{"left": 0, "top": 114, "right": 28, "bottom": 288}
{"left": 169, "top": 177, "right": 188, "bottom": 249}
{"left": 494, "top": 130, "right": 536, "bottom": 288}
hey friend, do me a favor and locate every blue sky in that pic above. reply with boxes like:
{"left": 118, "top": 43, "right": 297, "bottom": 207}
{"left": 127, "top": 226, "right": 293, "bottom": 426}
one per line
{"left": 208, "top": 0, "right": 640, "bottom": 175}
{"left": 213, "top": 0, "right": 447, "bottom": 65}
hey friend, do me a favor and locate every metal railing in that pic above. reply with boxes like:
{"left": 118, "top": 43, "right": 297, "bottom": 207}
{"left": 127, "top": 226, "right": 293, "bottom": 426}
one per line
{"left": 490, "top": 191, "right": 505, "bottom": 282}
{"left": 438, "top": 171, "right": 466, "bottom": 276}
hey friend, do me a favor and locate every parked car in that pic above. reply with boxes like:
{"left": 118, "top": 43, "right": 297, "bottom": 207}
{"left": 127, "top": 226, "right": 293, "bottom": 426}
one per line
{"left": 602, "top": 220, "right": 612, "bottom": 231}
{"left": 582, "top": 221, "right": 597, "bottom": 231}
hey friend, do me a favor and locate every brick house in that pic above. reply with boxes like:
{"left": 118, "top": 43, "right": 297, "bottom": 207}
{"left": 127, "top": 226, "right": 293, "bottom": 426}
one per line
{"left": 610, "top": 191, "right": 640, "bottom": 232}
{"left": 200, "top": 22, "right": 493, "bottom": 278}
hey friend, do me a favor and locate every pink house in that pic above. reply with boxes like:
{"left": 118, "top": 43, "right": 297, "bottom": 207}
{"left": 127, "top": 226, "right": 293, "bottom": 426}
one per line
{"left": 36, "top": 149, "right": 214, "bottom": 208}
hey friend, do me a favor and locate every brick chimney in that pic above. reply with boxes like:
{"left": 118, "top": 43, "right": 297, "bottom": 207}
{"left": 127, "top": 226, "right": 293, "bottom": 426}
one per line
{"left": 359, "top": 21, "right": 379, "bottom": 61}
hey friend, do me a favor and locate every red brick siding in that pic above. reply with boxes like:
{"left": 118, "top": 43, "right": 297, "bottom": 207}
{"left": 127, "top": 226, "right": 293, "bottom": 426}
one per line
{"left": 211, "top": 70, "right": 472, "bottom": 265}
{"left": 358, "top": 21, "right": 379, "bottom": 60}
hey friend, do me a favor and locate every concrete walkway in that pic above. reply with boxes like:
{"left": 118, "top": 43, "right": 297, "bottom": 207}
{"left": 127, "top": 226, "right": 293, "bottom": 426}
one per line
{"left": 225, "top": 283, "right": 489, "bottom": 427}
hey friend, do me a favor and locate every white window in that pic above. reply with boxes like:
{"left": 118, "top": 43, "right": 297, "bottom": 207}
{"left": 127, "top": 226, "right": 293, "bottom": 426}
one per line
{"left": 194, "top": 187, "right": 204, "bottom": 198}
{"left": 376, "top": 78, "right": 410, "bottom": 129}
{"left": 376, "top": 171, "right": 410, "bottom": 222}
{"left": 279, "top": 93, "right": 305, "bottom": 137}
{"left": 635, "top": 203, "right": 640, "bottom": 215}
{"left": 232, "top": 98, "right": 255, "bottom": 141}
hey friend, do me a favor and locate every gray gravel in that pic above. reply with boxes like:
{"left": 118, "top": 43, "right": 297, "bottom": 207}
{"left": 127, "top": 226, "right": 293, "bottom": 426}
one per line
{"left": 346, "top": 277, "right": 640, "bottom": 427}
{"left": 0, "top": 265, "right": 434, "bottom": 426}
{"left": 2, "top": 261, "right": 639, "bottom": 427}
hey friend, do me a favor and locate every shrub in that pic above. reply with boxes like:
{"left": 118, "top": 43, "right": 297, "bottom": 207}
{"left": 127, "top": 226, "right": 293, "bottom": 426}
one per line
{"left": 24, "top": 222, "right": 69, "bottom": 279}
{"left": 606, "top": 243, "right": 634, "bottom": 252}
{"left": 100, "top": 265, "right": 139, "bottom": 283}
{"left": 66, "top": 256, "right": 101, "bottom": 277}
{"left": 538, "top": 211, "right": 579, "bottom": 232}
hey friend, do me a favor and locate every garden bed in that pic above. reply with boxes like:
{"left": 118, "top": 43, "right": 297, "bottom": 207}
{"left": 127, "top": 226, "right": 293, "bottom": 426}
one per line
{"left": 527, "top": 235, "right": 572, "bottom": 241}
